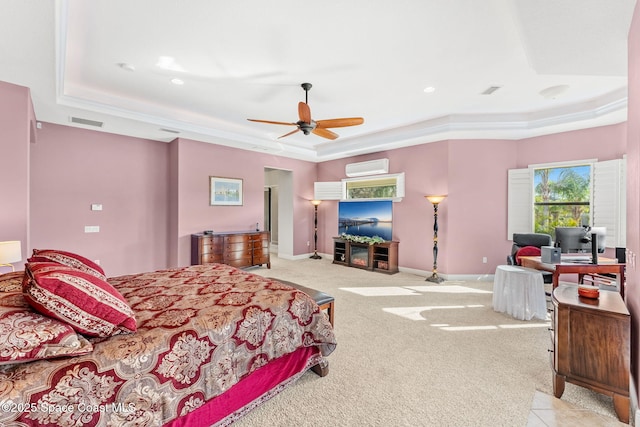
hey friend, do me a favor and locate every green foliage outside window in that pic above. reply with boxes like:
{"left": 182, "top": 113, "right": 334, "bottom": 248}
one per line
{"left": 346, "top": 185, "right": 396, "bottom": 199}
{"left": 534, "top": 166, "right": 590, "bottom": 236}
{"left": 346, "top": 177, "right": 397, "bottom": 199}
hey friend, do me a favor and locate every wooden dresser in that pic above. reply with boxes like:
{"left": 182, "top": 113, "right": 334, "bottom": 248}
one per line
{"left": 191, "top": 231, "right": 270, "bottom": 269}
{"left": 550, "top": 285, "right": 630, "bottom": 423}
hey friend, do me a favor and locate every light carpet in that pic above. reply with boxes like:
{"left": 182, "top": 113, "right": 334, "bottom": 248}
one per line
{"left": 233, "top": 256, "right": 619, "bottom": 426}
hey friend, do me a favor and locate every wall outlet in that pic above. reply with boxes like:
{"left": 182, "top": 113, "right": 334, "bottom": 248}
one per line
{"left": 91, "top": 204, "right": 103, "bottom": 211}
{"left": 482, "top": 257, "right": 487, "bottom": 263}
{"left": 84, "top": 225, "right": 100, "bottom": 233}
{"left": 307, "top": 241, "right": 310, "bottom": 247}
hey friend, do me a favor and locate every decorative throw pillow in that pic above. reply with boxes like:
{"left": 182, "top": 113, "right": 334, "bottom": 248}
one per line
{"left": 0, "top": 271, "right": 25, "bottom": 292}
{"left": 515, "top": 245, "right": 542, "bottom": 266}
{"left": 28, "top": 249, "right": 106, "bottom": 280}
{"left": 23, "top": 262, "right": 137, "bottom": 338}
{"left": 0, "top": 290, "right": 93, "bottom": 365}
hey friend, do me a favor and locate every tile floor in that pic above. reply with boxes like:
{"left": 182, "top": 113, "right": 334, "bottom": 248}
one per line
{"left": 527, "top": 391, "right": 629, "bottom": 426}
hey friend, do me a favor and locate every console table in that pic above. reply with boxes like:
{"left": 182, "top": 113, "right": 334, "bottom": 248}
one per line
{"left": 191, "top": 231, "right": 270, "bottom": 269}
{"left": 551, "top": 285, "right": 630, "bottom": 423}
{"left": 332, "top": 237, "right": 398, "bottom": 274}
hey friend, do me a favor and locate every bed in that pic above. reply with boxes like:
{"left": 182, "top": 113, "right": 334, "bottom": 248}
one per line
{"left": 0, "top": 252, "right": 336, "bottom": 427}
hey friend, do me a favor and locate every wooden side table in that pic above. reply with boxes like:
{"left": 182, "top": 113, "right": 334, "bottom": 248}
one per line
{"left": 551, "top": 285, "right": 630, "bottom": 423}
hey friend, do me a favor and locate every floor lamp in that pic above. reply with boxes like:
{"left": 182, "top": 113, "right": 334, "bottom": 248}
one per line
{"left": 310, "top": 200, "right": 322, "bottom": 259}
{"left": 425, "top": 195, "right": 447, "bottom": 283}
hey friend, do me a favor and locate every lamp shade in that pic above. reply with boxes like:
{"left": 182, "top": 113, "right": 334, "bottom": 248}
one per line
{"left": 0, "top": 241, "right": 22, "bottom": 264}
{"left": 425, "top": 195, "right": 447, "bottom": 204}
{"left": 310, "top": 200, "right": 322, "bottom": 206}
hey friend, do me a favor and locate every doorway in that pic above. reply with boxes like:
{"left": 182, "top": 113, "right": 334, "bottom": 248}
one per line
{"left": 264, "top": 168, "right": 293, "bottom": 258}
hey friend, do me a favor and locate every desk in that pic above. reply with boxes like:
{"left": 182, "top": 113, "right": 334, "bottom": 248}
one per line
{"left": 519, "top": 255, "right": 625, "bottom": 298}
{"left": 492, "top": 265, "right": 547, "bottom": 320}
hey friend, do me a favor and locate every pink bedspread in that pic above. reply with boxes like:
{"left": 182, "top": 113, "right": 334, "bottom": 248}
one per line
{"left": 0, "top": 264, "right": 336, "bottom": 426}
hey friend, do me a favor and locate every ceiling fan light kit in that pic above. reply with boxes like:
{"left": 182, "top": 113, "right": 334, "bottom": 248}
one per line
{"left": 248, "top": 83, "right": 364, "bottom": 140}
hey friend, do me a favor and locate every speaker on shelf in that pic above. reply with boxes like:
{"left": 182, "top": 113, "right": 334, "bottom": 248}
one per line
{"left": 616, "top": 247, "right": 626, "bottom": 264}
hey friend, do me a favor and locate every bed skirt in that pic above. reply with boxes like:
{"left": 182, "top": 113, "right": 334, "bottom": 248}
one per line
{"left": 167, "top": 346, "right": 323, "bottom": 427}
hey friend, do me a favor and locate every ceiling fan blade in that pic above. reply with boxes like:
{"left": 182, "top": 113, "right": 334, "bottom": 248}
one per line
{"left": 278, "top": 128, "right": 301, "bottom": 139}
{"left": 312, "top": 128, "right": 339, "bottom": 140}
{"left": 247, "top": 119, "right": 297, "bottom": 126}
{"left": 315, "top": 117, "right": 364, "bottom": 129}
{"left": 298, "top": 102, "right": 311, "bottom": 123}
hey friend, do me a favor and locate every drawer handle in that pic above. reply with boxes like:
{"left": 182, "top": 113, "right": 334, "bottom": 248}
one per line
{"left": 547, "top": 349, "right": 554, "bottom": 353}
{"left": 548, "top": 327, "right": 554, "bottom": 332}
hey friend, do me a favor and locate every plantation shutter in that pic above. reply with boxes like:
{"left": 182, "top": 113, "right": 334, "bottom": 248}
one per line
{"left": 314, "top": 182, "right": 342, "bottom": 200}
{"left": 507, "top": 168, "right": 533, "bottom": 240}
{"left": 593, "top": 158, "right": 626, "bottom": 247}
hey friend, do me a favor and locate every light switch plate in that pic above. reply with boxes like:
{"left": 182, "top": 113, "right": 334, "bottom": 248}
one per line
{"left": 84, "top": 226, "right": 100, "bottom": 233}
{"left": 91, "top": 204, "right": 103, "bottom": 211}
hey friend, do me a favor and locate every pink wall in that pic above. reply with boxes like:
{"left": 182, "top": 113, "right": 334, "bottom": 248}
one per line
{"left": 316, "top": 141, "right": 450, "bottom": 271}
{"left": 0, "top": 79, "right": 629, "bottom": 281}
{"left": 29, "top": 123, "right": 170, "bottom": 276}
{"left": 169, "top": 138, "right": 318, "bottom": 266}
{"left": 446, "top": 139, "right": 518, "bottom": 274}
{"left": 317, "top": 128, "right": 624, "bottom": 277}
{"left": 515, "top": 124, "right": 627, "bottom": 166}
{"left": 0, "top": 82, "right": 34, "bottom": 272}
{"left": 626, "top": 0, "right": 640, "bottom": 409}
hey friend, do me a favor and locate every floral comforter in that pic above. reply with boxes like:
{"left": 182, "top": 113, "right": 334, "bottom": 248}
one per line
{"left": 0, "top": 264, "right": 336, "bottom": 426}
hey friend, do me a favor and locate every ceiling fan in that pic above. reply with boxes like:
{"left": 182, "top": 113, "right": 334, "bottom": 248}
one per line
{"left": 248, "top": 83, "right": 364, "bottom": 140}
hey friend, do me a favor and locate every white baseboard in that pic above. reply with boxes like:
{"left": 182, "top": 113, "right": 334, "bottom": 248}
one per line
{"left": 280, "top": 255, "right": 497, "bottom": 282}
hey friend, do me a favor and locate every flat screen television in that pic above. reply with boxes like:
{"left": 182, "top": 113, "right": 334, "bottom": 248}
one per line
{"left": 554, "top": 226, "right": 606, "bottom": 254}
{"left": 338, "top": 200, "right": 393, "bottom": 241}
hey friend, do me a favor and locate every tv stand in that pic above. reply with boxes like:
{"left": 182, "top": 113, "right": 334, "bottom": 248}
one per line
{"left": 332, "top": 237, "right": 398, "bottom": 274}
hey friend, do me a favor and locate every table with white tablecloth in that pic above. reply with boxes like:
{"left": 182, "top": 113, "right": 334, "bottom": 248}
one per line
{"left": 492, "top": 265, "right": 547, "bottom": 320}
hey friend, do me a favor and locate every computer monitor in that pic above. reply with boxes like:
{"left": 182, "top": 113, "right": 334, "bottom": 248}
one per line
{"left": 554, "top": 227, "right": 591, "bottom": 253}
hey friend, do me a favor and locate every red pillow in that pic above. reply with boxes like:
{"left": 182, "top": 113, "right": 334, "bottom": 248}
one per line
{"left": 515, "top": 246, "right": 541, "bottom": 265}
{"left": 29, "top": 249, "right": 106, "bottom": 280}
{"left": 23, "top": 262, "right": 136, "bottom": 338}
{"left": 0, "top": 289, "right": 94, "bottom": 365}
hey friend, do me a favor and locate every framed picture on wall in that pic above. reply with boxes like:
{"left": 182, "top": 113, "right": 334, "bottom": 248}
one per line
{"left": 210, "top": 176, "right": 243, "bottom": 206}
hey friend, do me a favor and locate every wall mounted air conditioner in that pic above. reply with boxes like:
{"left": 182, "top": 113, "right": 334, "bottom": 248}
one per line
{"left": 345, "top": 158, "right": 389, "bottom": 177}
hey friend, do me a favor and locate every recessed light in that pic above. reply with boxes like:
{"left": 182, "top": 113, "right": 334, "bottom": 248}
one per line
{"left": 117, "top": 63, "right": 136, "bottom": 72}
{"left": 423, "top": 86, "right": 436, "bottom": 93}
{"left": 171, "top": 78, "right": 184, "bottom": 85}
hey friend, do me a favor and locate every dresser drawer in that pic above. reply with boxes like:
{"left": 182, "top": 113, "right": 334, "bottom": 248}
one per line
{"left": 225, "top": 242, "right": 252, "bottom": 253}
{"left": 224, "top": 253, "right": 252, "bottom": 267}
{"left": 225, "top": 234, "right": 251, "bottom": 244}
{"left": 251, "top": 240, "right": 268, "bottom": 249}
{"left": 201, "top": 253, "right": 223, "bottom": 264}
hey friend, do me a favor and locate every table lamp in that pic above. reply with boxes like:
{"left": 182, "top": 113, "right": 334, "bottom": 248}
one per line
{"left": 0, "top": 241, "right": 22, "bottom": 272}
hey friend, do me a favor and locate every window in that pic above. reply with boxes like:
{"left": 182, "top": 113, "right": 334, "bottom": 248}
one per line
{"left": 345, "top": 174, "right": 403, "bottom": 199}
{"left": 508, "top": 158, "right": 626, "bottom": 248}
{"left": 533, "top": 164, "right": 591, "bottom": 236}
{"left": 314, "top": 173, "right": 405, "bottom": 201}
